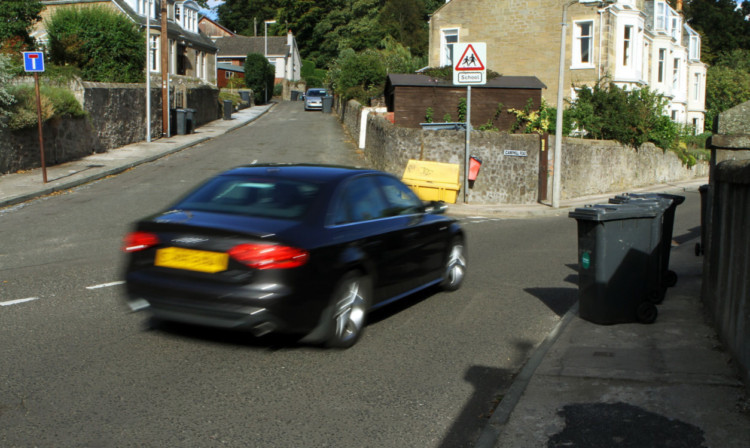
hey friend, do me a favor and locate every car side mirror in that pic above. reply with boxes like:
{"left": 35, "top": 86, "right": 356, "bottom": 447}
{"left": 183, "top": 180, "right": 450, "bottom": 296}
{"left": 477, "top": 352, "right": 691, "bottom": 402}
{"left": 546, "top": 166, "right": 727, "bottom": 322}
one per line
{"left": 424, "top": 200, "right": 448, "bottom": 214}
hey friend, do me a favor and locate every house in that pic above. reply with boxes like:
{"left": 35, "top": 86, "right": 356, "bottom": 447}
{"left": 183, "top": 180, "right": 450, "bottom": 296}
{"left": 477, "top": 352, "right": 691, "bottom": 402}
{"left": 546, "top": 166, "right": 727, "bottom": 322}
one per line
{"left": 385, "top": 74, "right": 546, "bottom": 129}
{"left": 198, "top": 15, "right": 235, "bottom": 41}
{"left": 35, "top": 0, "right": 218, "bottom": 84}
{"left": 212, "top": 31, "right": 302, "bottom": 85}
{"left": 216, "top": 63, "right": 243, "bottom": 88}
{"left": 428, "top": 0, "right": 707, "bottom": 132}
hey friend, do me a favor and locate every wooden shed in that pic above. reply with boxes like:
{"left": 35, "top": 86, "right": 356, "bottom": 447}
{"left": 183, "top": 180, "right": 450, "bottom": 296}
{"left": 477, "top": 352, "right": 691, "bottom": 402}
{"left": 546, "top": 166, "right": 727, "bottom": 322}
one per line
{"left": 385, "top": 74, "right": 546, "bottom": 130}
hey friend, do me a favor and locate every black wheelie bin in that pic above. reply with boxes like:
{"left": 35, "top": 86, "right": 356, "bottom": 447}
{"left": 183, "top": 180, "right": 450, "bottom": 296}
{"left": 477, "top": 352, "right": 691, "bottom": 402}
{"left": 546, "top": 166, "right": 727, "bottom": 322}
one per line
{"left": 569, "top": 203, "right": 663, "bottom": 324}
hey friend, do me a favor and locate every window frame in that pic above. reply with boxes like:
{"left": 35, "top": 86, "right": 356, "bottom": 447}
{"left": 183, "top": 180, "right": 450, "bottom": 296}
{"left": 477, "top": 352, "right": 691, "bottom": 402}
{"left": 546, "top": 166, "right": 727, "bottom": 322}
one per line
{"left": 572, "top": 20, "right": 595, "bottom": 69}
{"left": 440, "top": 28, "right": 459, "bottom": 67}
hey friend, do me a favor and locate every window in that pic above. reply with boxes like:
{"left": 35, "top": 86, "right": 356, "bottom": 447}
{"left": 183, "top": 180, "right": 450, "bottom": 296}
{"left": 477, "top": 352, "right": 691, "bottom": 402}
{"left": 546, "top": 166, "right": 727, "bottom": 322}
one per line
{"left": 149, "top": 35, "right": 159, "bottom": 72}
{"left": 693, "top": 73, "right": 702, "bottom": 101}
{"left": 573, "top": 21, "right": 594, "bottom": 67}
{"left": 655, "top": 1, "right": 667, "bottom": 31}
{"left": 689, "top": 35, "right": 700, "bottom": 61}
{"left": 673, "top": 57, "right": 680, "bottom": 90}
{"left": 333, "top": 177, "right": 388, "bottom": 224}
{"left": 175, "top": 5, "right": 181, "bottom": 23}
{"left": 623, "top": 25, "right": 632, "bottom": 67}
{"left": 670, "top": 14, "right": 681, "bottom": 40}
{"left": 441, "top": 29, "right": 459, "bottom": 67}
{"left": 671, "top": 110, "right": 677, "bottom": 121}
{"left": 225, "top": 71, "right": 232, "bottom": 79}
{"left": 376, "top": 176, "right": 422, "bottom": 216}
{"left": 658, "top": 49, "right": 666, "bottom": 83}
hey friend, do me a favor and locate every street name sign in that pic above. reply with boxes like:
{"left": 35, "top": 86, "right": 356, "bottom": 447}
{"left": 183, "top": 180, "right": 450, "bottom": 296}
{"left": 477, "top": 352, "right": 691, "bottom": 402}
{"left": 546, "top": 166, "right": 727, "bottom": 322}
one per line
{"left": 453, "top": 43, "right": 486, "bottom": 86}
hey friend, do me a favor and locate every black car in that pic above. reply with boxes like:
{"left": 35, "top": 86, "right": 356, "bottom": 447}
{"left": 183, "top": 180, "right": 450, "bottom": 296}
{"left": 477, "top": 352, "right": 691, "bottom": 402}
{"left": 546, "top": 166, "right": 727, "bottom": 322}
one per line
{"left": 122, "top": 164, "right": 466, "bottom": 348}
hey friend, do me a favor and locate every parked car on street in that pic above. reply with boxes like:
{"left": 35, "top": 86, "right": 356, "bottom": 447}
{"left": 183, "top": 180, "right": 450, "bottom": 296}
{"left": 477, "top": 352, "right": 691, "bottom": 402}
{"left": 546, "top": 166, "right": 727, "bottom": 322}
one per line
{"left": 122, "top": 164, "right": 466, "bottom": 348}
{"left": 304, "top": 88, "right": 327, "bottom": 111}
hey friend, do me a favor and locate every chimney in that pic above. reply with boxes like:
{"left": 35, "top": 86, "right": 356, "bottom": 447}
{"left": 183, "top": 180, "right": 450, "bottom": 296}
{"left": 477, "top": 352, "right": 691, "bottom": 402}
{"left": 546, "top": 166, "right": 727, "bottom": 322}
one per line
{"left": 288, "top": 29, "right": 293, "bottom": 46}
{"left": 676, "top": 0, "right": 682, "bottom": 11}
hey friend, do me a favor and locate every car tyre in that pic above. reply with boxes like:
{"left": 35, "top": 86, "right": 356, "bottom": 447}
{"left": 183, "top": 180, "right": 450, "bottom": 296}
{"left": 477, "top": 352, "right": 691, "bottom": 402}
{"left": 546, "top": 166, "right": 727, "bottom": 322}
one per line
{"left": 325, "top": 272, "right": 371, "bottom": 349}
{"left": 440, "top": 237, "right": 467, "bottom": 291}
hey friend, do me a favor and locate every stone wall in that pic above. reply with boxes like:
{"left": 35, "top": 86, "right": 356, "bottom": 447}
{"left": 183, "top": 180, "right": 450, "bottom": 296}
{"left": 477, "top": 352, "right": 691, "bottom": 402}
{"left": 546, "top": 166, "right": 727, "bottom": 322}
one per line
{"left": 561, "top": 138, "right": 710, "bottom": 200}
{"left": 0, "top": 117, "right": 98, "bottom": 174}
{"left": 338, "top": 99, "right": 709, "bottom": 204}
{"left": 702, "top": 160, "right": 750, "bottom": 387}
{"left": 1, "top": 81, "right": 220, "bottom": 174}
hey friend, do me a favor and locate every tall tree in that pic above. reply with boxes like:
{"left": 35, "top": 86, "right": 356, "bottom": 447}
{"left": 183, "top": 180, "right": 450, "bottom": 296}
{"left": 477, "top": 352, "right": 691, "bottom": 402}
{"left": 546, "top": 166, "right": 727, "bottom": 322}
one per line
{"left": 0, "top": 0, "right": 43, "bottom": 53}
{"left": 682, "top": 0, "right": 750, "bottom": 63}
{"left": 217, "top": 0, "right": 282, "bottom": 36}
{"left": 379, "top": 0, "right": 428, "bottom": 56}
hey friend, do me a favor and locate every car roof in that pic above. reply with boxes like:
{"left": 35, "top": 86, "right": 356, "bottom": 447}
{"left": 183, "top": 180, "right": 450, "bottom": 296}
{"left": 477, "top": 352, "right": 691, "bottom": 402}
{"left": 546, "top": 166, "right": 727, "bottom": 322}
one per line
{"left": 221, "top": 164, "right": 381, "bottom": 184}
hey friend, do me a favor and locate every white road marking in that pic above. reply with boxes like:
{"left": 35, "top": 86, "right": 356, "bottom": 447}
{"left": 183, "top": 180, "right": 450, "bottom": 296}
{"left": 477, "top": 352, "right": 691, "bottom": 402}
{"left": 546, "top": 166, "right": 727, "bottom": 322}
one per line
{"left": 1, "top": 297, "right": 40, "bottom": 307}
{"left": 85, "top": 281, "right": 125, "bottom": 290}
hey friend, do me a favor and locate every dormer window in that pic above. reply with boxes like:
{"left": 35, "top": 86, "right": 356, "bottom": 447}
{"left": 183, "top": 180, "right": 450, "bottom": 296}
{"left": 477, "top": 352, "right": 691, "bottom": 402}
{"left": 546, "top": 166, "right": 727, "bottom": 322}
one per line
{"left": 655, "top": 1, "right": 667, "bottom": 32}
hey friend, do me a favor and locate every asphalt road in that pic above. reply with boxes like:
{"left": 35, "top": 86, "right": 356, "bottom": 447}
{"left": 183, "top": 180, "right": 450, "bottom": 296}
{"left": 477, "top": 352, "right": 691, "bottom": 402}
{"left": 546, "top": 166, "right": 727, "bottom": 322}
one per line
{"left": 1, "top": 101, "right": 583, "bottom": 447}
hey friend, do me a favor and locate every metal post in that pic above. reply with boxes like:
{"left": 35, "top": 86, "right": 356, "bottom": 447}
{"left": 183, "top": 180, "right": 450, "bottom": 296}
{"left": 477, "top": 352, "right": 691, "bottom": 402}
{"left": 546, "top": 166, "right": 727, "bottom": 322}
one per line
{"left": 264, "top": 20, "right": 276, "bottom": 104}
{"left": 34, "top": 72, "right": 47, "bottom": 183}
{"left": 161, "top": 0, "right": 169, "bottom": 137}
{"left": 464, "top": 86, "right": 471, "bottom": 203}
{"left": 553, "top": 1, "right": 577, "bottom": 208}
{"left": 145, "top": 0, "right": 151, "bottom": 143}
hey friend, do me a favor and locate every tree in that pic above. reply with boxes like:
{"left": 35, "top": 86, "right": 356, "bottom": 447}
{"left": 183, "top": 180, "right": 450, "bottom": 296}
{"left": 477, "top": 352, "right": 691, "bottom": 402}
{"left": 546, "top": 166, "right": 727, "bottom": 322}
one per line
{"left": 327, "top": 47, "right": 387, "bottom": 104}
{"left": 217, "top": 0, "right": 282, "bottom": 36}
{"left": 244, "top": 53, "right": 275, "bottom": 104}
{"left": 46, "top": 7, "right": 145, "bottom": 83}
{"left": 0, "top": 0, "right": 43, "bottom": 53}
{"left": 682, "top": 0, "right": 750, "bottom": 64}
{"left": 379, "top": 0, "right": 428, "bottom": 56}
{"left": 705, "top": 61, "right": 750, "bottom": 127}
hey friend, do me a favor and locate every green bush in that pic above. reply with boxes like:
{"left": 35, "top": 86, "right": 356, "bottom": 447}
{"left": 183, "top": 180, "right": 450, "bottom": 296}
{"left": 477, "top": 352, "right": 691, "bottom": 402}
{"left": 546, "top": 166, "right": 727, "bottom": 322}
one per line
{"left": 4, "top": 84, "right": 86, "bottom": 131}
{"left": 327, "top": 48, "right": 386, "bottom": 104}
{"left": 243, "top": 53, "right": 275, "bottom": 104}
{"left": 0, "top": 54, "right": 15, "bottom": 127}
{"left": 273, "top": 83, "right": 282, "bottom": 97}
{"left": 219, "top": 90, "right": 241, "bottom": 108}
{"left": 567, "top": 80, "right": 677, "bottom": 150}
{"left": 46, "top": 6, "right": 145, "bottom": 83}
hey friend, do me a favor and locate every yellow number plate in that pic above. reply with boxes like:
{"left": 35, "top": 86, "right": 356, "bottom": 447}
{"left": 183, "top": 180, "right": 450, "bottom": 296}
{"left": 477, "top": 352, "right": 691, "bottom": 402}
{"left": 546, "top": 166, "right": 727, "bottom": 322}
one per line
{"left": 154, "top": 247, "right": 229, "bottom": 273}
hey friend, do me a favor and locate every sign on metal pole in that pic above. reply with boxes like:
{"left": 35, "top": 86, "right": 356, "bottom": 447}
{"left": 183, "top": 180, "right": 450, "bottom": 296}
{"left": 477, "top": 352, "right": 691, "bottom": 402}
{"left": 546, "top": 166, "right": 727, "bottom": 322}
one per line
{"left": 23, "top": 51, "right": 45, "bottom": 72}
{"left": 23, "top": 52, "right": 47, "bottom": 183}
{"left": 453, "top": 43, "right": 486, "bottom": 86}
{"left": 453, "top": 43, "right": 487, "bottom": 203}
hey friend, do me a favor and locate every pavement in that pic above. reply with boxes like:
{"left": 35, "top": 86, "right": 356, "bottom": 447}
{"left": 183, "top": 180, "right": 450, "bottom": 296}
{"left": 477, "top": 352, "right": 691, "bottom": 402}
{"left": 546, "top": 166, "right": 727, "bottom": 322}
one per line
{"left": 2, "top": 104, "right": 748, "bottom": 447}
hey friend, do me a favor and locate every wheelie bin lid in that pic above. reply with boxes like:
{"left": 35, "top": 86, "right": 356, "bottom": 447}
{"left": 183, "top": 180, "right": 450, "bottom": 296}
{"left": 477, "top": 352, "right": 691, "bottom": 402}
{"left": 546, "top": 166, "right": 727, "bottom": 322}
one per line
{"left": 613, "top": 192, "right": 685, "bottom": 206}
{"left": 568, "top": 203, "right": 658, "bottom": 222}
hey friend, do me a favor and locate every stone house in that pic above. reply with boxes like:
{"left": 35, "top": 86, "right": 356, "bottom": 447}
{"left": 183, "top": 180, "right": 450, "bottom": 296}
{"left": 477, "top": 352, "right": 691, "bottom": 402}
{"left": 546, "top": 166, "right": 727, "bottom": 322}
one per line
{"left": 428, "top": 0, "right": 707, "bottom": 133}
{"left": 35, "top": 0, "right": 217, "bottom": 84}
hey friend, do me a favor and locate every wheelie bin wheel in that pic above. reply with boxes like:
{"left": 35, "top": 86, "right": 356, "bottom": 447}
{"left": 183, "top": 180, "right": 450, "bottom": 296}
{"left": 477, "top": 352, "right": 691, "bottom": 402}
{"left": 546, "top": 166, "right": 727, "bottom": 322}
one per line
{"left": 637, "top": 301, "right": 658, "bottom": 324}
{"left": 663, "top": 270, "right": 678, "bottom": 288}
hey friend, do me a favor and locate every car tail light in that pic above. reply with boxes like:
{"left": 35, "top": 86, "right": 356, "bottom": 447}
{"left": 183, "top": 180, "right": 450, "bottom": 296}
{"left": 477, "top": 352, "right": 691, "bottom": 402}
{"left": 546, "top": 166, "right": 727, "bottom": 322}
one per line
{"left": 123, "top": 231, "right": 160, "bottom": 252}
{"left": 228, "top": 243, "right": 309, "bottom": 270}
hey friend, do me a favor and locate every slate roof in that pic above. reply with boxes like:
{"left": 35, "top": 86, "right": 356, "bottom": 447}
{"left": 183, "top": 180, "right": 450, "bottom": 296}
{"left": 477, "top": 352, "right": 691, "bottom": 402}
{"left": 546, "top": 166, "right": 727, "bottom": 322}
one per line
{"left": 42, "top": 0, "right": 217, "bottom": 52}
{"left": 214, "top": 36, "right": 291, "bottom": 58}
{"left": 386, "top": 73, "right": 547, "bottom": 90}
{"left": 217, "top": 63, "right": 244, "bottom": 73}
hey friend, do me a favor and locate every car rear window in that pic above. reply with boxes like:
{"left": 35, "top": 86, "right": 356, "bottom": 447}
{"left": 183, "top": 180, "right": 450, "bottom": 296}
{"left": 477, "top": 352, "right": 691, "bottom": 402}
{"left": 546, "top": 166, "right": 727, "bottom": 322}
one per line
{"left": 175, "top": 176, "right": 320, "bottom": 220}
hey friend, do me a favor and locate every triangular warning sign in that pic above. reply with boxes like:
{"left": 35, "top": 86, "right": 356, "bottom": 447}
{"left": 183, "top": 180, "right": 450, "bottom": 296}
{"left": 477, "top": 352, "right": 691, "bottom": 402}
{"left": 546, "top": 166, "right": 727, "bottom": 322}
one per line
{"left": 455, "top": 44, "right": 485, "bottom": 71}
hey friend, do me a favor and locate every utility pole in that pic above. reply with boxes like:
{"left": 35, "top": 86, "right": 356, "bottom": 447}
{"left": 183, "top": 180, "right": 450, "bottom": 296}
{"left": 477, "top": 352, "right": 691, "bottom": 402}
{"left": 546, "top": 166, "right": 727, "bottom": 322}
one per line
{"left": 161, "top": 0, "right": 169, "bottom": 137}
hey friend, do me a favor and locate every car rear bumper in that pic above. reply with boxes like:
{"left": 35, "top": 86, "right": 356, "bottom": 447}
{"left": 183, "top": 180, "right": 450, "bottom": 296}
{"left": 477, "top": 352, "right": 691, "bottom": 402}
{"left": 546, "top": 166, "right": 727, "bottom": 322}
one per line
{"left": 125, "top": 273, "right": 328, "bottom": 336}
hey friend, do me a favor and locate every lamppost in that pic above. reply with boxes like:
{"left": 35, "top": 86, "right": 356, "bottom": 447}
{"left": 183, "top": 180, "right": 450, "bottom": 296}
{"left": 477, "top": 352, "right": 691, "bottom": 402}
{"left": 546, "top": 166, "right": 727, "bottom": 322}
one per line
{"left": 264, "top": 20, "right": 276, "bottom": 104}
{"left": 145, "top": 0, "right": 151, "bottom": 143}
{"left": 552, "top": 0, "right": 614, "bottom": 208}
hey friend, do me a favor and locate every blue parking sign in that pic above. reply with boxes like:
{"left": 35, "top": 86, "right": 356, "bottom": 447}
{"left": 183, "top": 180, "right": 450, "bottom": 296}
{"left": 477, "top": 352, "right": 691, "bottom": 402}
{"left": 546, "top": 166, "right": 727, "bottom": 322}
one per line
{"left": 23, "top": 52, "right": 45, "bottom": 72}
